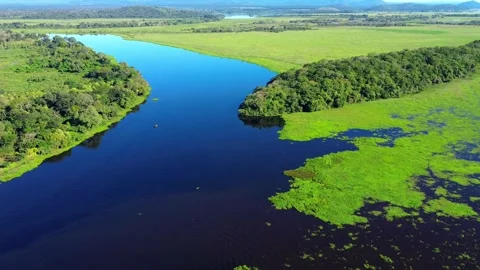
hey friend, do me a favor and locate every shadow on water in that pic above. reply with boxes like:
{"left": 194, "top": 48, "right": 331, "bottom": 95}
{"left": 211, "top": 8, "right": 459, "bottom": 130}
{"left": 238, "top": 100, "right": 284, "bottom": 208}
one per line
{"left": 44, "top": 149, "right": 74, "bottom": 164}
{"left": 44, "top": 105, "right": 141, "bottom": 164}
{"left": 44, "top": 129, "right": 111, "bottom": 164}
{"left": 238, "top": 115, "right": 285, "bottom": 129}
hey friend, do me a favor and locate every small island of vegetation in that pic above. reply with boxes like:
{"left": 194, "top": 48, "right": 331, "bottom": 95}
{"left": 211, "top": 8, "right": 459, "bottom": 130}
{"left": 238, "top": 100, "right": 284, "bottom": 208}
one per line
{"left": 0, "top": 30, "right": 150, "bottom": 181}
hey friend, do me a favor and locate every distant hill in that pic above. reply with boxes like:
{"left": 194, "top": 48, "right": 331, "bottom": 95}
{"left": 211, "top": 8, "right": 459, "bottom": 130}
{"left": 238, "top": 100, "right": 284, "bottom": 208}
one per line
{"left": 369, "top": 1, "right": 480, "bottom": 12}
{"left": 457, "top": 0, "right": 480, "bottom": 9}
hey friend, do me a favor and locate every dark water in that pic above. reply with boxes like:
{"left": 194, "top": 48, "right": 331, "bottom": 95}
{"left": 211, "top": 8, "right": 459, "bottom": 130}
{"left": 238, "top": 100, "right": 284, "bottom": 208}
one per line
{"left": 0, "top": 35, "right": 354, "bottom": 269}
{"left": 0, "top": 35, "right": 478, "bottom": 270}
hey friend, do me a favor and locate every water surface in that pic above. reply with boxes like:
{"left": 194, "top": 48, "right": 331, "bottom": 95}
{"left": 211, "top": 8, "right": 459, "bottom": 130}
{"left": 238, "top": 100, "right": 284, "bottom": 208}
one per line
{"left": 224, "top": 15, "right": 256, "bottom": 19}
{"left": 1, "top": 35, "right": 477, "bottom": 270}
{"left": 0, "top": 35, "right": 353, "bottom": 270}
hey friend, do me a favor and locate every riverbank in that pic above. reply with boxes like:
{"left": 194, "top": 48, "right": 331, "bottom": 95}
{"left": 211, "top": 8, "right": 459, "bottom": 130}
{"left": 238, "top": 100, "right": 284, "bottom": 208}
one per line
{"left": 0, "top": 94, "right": 149, "bottom": 182}
{"left": 0, "top": 34, "right": 151, "bottom": 182}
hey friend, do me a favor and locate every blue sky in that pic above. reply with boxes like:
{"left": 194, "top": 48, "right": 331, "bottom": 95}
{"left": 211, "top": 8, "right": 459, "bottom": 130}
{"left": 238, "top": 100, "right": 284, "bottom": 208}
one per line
{"left": 0, "top": 0, "right": 474, "bottom": 4}
{"left": 385, "top": 0, "right": 466, "bottom": 2}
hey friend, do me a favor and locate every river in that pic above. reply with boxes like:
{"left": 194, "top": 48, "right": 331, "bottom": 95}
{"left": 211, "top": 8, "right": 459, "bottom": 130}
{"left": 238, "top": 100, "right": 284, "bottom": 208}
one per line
{"left": 0, "top": 35, "right": 356, "bottom": 269}
{"left": 1, "top": 35, "right": 478, "bottom": 270}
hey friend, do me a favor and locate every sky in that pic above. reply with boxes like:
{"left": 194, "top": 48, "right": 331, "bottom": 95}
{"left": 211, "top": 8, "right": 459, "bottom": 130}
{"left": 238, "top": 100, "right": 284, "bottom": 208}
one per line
{"left": 385, "top": 0, "right": 466, "bottom": 2}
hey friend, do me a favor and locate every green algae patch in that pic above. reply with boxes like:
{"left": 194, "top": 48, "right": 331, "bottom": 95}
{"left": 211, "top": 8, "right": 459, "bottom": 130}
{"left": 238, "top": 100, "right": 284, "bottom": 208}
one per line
{"left": 435, "top": 187, "right": 449, "bottom": 197}
{"left": 385, "top": 206, "right": 412, "bottom": 221}
{"left": 379, "top": 254, "right": 394, "bottom": 264}
{"left": 233, "top": 266, "right": 260, "bottom": 270}
{"left": 471, "top": 197, "right": 480, "bottom": 202}
{"left": 435, "top": 187, "right": 462, "bottom": 199}
{"left": 424, "top": 198, "right": 478, "bottom": 218}
{"left": 270, "top": 74, "right": 480, "bottom": 225}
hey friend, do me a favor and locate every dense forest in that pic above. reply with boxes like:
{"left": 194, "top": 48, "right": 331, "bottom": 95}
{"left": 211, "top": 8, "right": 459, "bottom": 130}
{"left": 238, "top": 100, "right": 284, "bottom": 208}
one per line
{"left": 0, "top": 31, "right": 150, "bottom": 176}
{"left": 0, "top": 6, "right": 224, "bottom": 21}
{"left": 239, "top": 41, "right": 480, "bottom": 116}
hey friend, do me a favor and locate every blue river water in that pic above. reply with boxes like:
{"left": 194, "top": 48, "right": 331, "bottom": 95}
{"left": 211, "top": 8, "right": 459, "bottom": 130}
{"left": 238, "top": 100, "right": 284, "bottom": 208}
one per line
{"left": 0, "top": 35, "right": 355, "bottom": 269}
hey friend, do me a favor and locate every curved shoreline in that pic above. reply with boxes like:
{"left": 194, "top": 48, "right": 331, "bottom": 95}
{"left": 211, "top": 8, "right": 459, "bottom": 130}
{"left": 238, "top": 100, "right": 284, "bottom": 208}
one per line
{"left": 0, "top": 94, "right": 149, "bottom": 182}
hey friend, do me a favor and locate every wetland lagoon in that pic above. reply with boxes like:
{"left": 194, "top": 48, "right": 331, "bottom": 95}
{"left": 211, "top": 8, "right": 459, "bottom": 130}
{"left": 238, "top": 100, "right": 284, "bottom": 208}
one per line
{"left": 0, "top": 35, "right": 479, "bottom": 269}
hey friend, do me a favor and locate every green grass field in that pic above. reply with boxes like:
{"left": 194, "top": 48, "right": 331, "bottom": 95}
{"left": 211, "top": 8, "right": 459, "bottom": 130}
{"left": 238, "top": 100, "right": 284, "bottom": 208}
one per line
{"left": 119, "top": 26, "right": 480, "bottom": 72}
{"left": 0, "top": 42, "right": 82, "bottom": 94}
{"left": 11, "top": 18, "right": 480, "bottom": 72}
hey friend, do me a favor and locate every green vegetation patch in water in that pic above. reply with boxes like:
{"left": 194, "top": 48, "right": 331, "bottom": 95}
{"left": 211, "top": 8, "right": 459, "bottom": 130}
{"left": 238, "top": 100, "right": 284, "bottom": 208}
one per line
{"left": 424, "top": 198, "right": 477, "bottom": 218}
{"left": 270, "top": 74, "right": 480, "bottom": 226}
{"left": 233, "top": 266, "right": 260, "bottom": 270}
{"left": 384, "top": 206, "right": 412, "bottom": 221}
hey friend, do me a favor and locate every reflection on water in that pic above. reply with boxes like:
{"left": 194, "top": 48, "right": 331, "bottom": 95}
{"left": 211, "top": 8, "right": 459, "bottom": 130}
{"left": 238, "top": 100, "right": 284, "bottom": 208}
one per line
{"left": 44, "top": 149, "right": 73, "bottom": 164}
{"left": 44, "top": 104, "right": 141, "bottom": 163}
{"left": 81, "top": 130, "right": 109, "bottom": 150}
{"left": 239, "top": 115, "right": 285, "bottom": 129}
{"left": 43, "top": 123, "right": 114, "bottom": 164}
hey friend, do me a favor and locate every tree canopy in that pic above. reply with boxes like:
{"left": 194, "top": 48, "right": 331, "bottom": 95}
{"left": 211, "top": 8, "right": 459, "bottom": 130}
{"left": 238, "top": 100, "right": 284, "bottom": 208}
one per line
{"left": 239, "top": 41, "right": 480, "bottom": 116}
{"left": 0, "top": 31, "right": 150, "bottom": 175}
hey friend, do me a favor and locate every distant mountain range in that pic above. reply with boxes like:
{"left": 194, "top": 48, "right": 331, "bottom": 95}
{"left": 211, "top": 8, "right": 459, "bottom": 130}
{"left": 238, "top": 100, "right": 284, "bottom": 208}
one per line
{"left": 61, "top": 0, "right": 387, "bottom": 7}
{"left": 370, "top": 1, "right": 480, "bottom": 11}
{"left": 2, "top": 0, "right": 480, "bottom": 11}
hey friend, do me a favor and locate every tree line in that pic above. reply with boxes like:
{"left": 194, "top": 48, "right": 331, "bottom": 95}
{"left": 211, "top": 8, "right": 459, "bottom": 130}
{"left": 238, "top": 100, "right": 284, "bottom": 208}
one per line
{"left": 0, "top": 18, "right": 220, "bottom": 30}
{"left": 0, "top": 30, "right": 45, "bottom": 43}
{"left": 192, "top": 23, "right": 311, "bottom": 33}
{"left": 239, "top": 41, "right": 480, "bottom": 116}
{"left": 190, "top": 14, "right": 432, "bottom": 34}
{"left": 423, "top": 20, "right": 480, "bottom": 26}
{"left": 0, "top": 6, "right": 224, "bottom": 21}
{"left": 0, "top": 32, "right": 150, "bottom": 167}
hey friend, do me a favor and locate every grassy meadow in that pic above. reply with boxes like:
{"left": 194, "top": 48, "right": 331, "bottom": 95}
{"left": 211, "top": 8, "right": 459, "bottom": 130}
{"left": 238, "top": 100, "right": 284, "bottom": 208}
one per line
{"left": 120, "top": 26, "right": 480, "bottom": 72}
{"left": 8, "top": 17, "right": 480, "bottom": 72}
